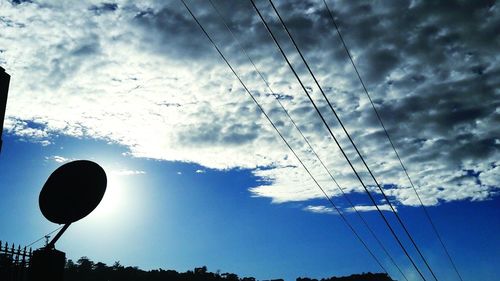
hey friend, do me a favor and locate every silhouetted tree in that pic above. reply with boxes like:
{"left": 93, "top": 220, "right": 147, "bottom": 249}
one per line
{"left": 222, "top": 272, "right": 239, "bottom": 281}
{"left": 297, "top": 278, "right": 318, "bottom": 281}
{"left": 317, "top": 272, "right": 393, "bottom": 281}
{"left": 62, "top": 256, "right": 393, "bottom": 281}
{"left": 76, "top": 257, "right": 93, "bottom": 273}
{"left": 112, "top": 261, "right": 123, "bottom": 271}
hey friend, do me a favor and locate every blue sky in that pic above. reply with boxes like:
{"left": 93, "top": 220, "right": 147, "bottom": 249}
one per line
{"left": 1, "top": 0, "right": 499, "bottom": 281}
{"left": 1, "top": 134, "right": 499, "bottom": 281}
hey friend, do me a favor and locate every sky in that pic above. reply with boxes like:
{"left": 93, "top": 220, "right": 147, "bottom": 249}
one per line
{"left": 0, "top": 0, "right": 499, "bottom": 280}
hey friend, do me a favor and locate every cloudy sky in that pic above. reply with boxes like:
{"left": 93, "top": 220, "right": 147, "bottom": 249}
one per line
{"left": 0, "top": 0, "right": 499, "bottom": 280}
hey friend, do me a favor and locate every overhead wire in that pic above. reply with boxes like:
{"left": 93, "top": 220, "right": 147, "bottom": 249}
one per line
{"left": 266, "top": 1, "right": 446, "bottom": 280}
{"left": 266, "top": 1, "right": 442, "bottom": 279}
{"left": 267, "top": 1, "right": 444, "bottom": 280}
{"left": 250, "top": 0, "right": 431, "bottom": 280}
{"left": 207, "top": 1, "right": 409, "bottom": 280}
{"left": 321, "top": 1, "right": 464, "bottom": 280}
{"left": 26, "top": 225, "right": 64, "bottom": 248}
{"left": 180, "top": 0, "right": 390, "bottom": 275}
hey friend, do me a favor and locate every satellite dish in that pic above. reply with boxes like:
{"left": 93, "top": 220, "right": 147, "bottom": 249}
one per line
{"left": 39, "top": 160, "right": 107, "bottom": 225}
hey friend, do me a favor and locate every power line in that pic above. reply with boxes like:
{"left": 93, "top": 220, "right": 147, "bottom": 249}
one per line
{"left": 26, "top": 225, "right": 64, "bottom": 248}
{"left": 180, "top": 0, "right": 390, "bottom": 275}
{"left": 321, "top": 2, "right": 464, "bottom": 280}
{"left": 207, "top": 1, "right": 409, "bottom": 280}
{"left": 266, "top": 2, "right": 444, "bottom": 280}
{"left": 250, "top": 0, "right": 430, "bottom": 280}
{"left": 267, "top": 1, "right": 441, "bottom": 279}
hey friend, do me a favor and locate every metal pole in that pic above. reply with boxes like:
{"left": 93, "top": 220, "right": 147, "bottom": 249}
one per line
{"left": 47, "top": 224, "right": 71, "bottom": 249}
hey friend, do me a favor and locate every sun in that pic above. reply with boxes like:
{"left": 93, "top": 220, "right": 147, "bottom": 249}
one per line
{"left": 90, "top": 172, "right": 128, "bottom": 219}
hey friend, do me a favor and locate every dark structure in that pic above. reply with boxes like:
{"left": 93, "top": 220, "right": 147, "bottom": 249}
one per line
{"left": 29, "top": 248, "right": 65, "bottom": 281}
{"left": 0, "top": 66, "right": 10, "bottom": 154}
{"left": 0, "top": 241, "right": 31, "bottom": 281}
{"left": 39, "top": 160, "right": 107, "bottom": 226}
{"left": 0, "top": 161, "right": 107, "bottom": 281}
{"left": 29, "top": 160, "right": 108, "bottom": 281}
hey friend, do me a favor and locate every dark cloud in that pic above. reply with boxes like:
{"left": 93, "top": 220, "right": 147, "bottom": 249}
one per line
{"left": 131, "top": 3, "right": 221, "bottom": 61}
{"left": 122, "top": 0, "right": 499, "bottom": 92}
{"left": 326, "top": 0, "right": 498, "bottom": 84}
{"left": 71, "top": 43, "right": 101, "bottom": 57}
{"left": 177, "top": 121, "right": 260, "bottom": 147}
{"left": 89, "top": 3, "right": 118, "bottom": 15}
{"left": 0, "top": 16, "right": 26, "bottom": 28}
{"left": 11, "top": 0, "right": 32, "bottom": 5}
{"left": 129, "top": 0, "right": 339, "bottom": 66}
{"left": 359, "top": 48, "right": 399, "bottom": 83}
{"left": 45, "top": 37, "right": 101, "bottom": 89}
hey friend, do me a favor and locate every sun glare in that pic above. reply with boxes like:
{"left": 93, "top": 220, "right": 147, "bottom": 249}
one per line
{"left": 91, "top": 172, "right": 127, "bottom": 219}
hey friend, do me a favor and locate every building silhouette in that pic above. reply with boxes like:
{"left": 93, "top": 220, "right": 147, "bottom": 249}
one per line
{"left": 0, "top": 66, "right": 10, "bottom": 154}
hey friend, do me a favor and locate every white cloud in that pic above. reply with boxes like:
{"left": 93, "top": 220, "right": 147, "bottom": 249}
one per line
{"left": 45, "top": 155, "right": 70, "bottom": 163}
{"left": 479, "top": 165, "right": 500, "bottom": 188}
{"left": 5, "top": 118, "right": 52, "bottom": 145}
{"left": 195, "top": 169, "right": 206, "bottom": 174}
{"left": 304, "top": 204, "right": 393, "bottom": 215}
{"left": 303, "top": 205, "right": 335, "bottom": 215}
{"left": 348, "top": 204, "right": 394, "bottom": 213}
{"left": 111, "top": 169, "right": 146, "bottom": 176}
{"left": 1, "top": 0, "right": 498, "bottom": 212}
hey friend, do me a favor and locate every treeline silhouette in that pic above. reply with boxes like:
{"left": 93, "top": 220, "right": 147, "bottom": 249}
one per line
{"left": 64, "top": 257, "right": 394, "bottom": 281}
{"left": 297, "top": 274, "right": 394, "bottom": 281}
